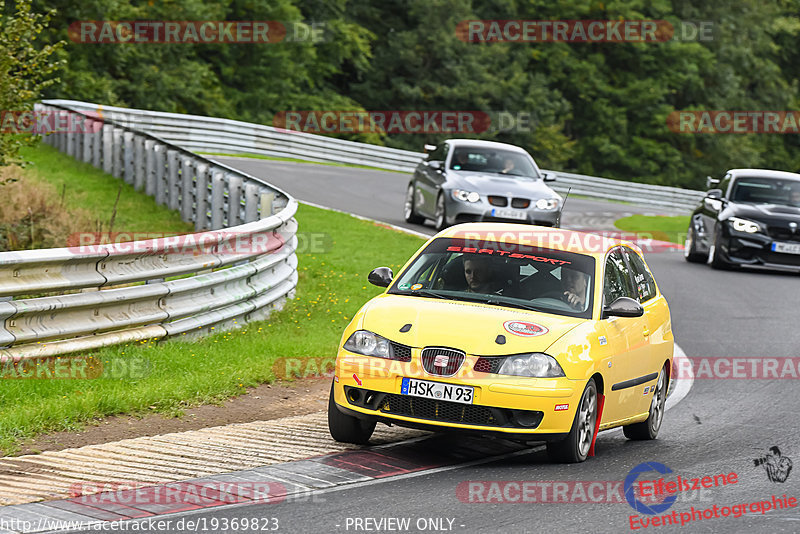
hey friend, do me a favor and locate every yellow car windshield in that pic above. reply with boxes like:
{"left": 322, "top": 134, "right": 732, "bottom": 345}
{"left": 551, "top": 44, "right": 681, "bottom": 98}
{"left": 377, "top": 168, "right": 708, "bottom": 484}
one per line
{"left": 389, "top": 237, "right": 595, "bottom": 319}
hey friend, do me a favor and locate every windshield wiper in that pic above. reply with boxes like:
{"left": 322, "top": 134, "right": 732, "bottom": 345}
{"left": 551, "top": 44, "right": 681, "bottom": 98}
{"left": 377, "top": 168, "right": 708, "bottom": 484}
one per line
{"left": 392, "top": 289, "right": 448, "bottom": 299}
{"left": 450, "top": 294, "right": 544, "bottom": 312}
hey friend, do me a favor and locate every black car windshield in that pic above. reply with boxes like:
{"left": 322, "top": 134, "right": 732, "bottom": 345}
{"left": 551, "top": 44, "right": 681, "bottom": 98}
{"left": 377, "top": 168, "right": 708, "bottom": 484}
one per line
{"left": 730, "top": 177, "right": 800, "bottom": 207}
{"left": 388, "top": 237, "right": 596, "bottom": 319}
{"left": 449, "top": 147, "right": 539, "bottom": 178}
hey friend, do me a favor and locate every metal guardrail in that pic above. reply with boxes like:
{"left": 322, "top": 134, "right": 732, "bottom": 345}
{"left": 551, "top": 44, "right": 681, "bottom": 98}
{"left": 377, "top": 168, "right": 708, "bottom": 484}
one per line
{"left": 0, "top": 104, "right": 299, "bottom": 362}
{"left": 45, "top": 99, "right": 705, "bottom": 211}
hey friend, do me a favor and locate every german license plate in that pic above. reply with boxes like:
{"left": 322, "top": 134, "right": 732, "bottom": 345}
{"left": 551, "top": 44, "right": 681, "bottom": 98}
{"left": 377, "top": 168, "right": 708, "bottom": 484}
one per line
{"left": 491, "top": 208, "right": 527, "bottom": 220}
{"left": 401, "top": 378, "right": 474, "bottom": 404}
{"left": 772, "top": 242, "right": 800, "bottom": 255}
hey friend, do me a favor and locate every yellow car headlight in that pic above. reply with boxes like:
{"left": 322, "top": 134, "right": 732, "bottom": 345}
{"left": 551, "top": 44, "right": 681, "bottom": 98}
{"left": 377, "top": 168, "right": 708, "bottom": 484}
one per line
{"left": 496, "top": 353, "right": 565, "bottom": 378}
{"left": 343, "top": 330, "right": 405, "bottom": 360}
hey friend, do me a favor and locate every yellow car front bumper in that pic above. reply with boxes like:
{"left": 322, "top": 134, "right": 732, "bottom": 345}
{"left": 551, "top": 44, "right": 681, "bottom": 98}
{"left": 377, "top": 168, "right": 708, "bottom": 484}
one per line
{"left": 333, "top": 353, "right": 588, "bottom": 436}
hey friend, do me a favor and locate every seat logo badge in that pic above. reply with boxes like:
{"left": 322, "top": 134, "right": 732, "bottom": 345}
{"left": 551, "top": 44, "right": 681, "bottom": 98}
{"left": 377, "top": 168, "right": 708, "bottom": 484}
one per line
{"left": 434, "top": 355, "right": 449, "bottom": 367}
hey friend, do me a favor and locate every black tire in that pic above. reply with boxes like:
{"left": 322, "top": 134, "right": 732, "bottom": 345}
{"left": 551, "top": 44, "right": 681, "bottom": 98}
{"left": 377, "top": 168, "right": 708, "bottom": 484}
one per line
{"left": 327, "top": 383, "right": 376, "bottom": 444}
{"left": 434, "top": 193, "right": 449, "bottom": 231}
{"left": 546, "top": 378, "right": 598, "bottom": 463}
{"left": 404, "top": 184, "right": 425, "bottom": 224}
{"left": 708, "top": 229, "right": 732, "bottom": 270}
{"left": 684, "top": 225, "right": 707, "bottom": 263}
{"left": 623, "top": 366, "right": 667, "bottom": 440}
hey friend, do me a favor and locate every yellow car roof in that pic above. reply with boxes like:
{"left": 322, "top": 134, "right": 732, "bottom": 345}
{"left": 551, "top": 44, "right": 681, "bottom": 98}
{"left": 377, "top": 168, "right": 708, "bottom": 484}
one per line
{"left": 435, "top": 222, "right": 640, "bottom": 257}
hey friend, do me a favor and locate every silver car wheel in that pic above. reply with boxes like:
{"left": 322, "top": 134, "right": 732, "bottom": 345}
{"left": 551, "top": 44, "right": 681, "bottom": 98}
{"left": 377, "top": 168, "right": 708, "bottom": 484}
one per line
{"left": 404, "top": 186, "right": 415, "bottom": 220}
{"left": 649, "top": 368, "right": 666, "bottom": 434}
{"left": 577, "top": 386, "right": 597, "bottom": 457}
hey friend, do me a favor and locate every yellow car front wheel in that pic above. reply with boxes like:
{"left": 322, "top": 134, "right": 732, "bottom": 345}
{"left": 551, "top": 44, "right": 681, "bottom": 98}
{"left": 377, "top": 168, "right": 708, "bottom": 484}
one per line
{"left": 546, "top": 378, "right": 597, "bottom": 463}
{"left": 328, "top": 383, "right": 376, "bottom": 445}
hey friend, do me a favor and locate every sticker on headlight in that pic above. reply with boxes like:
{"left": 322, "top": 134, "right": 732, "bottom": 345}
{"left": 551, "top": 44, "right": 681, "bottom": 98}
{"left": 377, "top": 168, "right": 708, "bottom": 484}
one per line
{"left": 503, "top": 320, "right": 549, "bottom": 337}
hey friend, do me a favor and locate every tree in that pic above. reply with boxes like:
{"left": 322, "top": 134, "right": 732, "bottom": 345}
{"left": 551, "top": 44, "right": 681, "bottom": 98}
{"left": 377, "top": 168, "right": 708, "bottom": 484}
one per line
{"left": 0, "top": 0, "right": 64, "bottom": 167}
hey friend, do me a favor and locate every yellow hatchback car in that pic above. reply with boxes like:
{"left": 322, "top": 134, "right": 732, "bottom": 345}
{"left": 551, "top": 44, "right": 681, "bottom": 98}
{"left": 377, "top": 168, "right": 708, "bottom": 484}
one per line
{"left": 328, "top": 223, "right": 674, "bottom": 463}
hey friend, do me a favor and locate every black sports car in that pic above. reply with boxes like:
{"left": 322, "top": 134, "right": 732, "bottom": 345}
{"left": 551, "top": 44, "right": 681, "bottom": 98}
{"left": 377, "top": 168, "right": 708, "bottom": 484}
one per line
{"left": 685, "top": 168, "right": 800, "bottom": 271}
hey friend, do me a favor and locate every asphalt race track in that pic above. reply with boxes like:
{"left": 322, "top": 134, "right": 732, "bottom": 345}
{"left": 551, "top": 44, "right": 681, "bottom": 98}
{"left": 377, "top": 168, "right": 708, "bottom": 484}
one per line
{"left": 65, "top": 160, "right": 800, "bottom": 533}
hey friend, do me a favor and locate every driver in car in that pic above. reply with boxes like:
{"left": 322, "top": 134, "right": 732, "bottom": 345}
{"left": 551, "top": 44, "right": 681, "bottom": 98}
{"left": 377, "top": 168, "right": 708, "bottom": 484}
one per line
{"left": 561, "top": 268, "right": 589, "bottom": 310}
{"left": 463, "top": 256, "right": 496, "bottom": 293}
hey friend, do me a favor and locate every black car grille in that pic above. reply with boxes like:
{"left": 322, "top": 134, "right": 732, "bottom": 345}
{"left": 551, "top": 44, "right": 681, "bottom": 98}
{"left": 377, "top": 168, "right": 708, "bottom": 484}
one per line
{"left": 511, "top": 198, "right": 530, "bottom": 208}
{"left": 473, "top": 356, "right": 505, "bottom": 373}
{"left": 381, "top": 394, "right": 499, "bottom": 426}
{"left": 488, "top": 196, "right": 508, "bottom": 207}
{"left": 390, "top": 342, "right": 412, "bottom": 362}
{"left": 343, "top": 386, "right": 544, "bottom": 429}
{"left": 421, "top": 347, "right": 465, "bottom": 376}
{"left": 767, "top": 226, "right": 800, "bottom": 242}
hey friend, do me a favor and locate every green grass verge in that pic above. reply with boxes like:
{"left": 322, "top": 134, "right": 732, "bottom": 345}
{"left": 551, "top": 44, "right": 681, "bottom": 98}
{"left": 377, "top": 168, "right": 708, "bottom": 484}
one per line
{"left": 199, "top": 151, "right": 407, "bottom": 174}
{"left": 0, "top": 201, "right": 425, "bottom": 455}
{"left": 20, "top": 143, "right": 194, "bottom": 235}
{"left": 614, "top": 214, "right": 690, "bottom": 244}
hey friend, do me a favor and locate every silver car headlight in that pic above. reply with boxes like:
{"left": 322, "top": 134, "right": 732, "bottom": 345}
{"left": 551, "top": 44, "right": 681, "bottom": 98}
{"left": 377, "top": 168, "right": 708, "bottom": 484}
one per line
{"left": 452, "top": 189, "right": 481, "bottom": 203}
{"left": 535, "top": 198, "right": 559, "bottom": 210}
{"left": 497, "top": 353, "right": 565, "bottom": 378}
{"left": 728, "top": 217, "right": 761, "bottom": 234}
{"left": 343, "top": 330, "right": 394, "bottom": 359}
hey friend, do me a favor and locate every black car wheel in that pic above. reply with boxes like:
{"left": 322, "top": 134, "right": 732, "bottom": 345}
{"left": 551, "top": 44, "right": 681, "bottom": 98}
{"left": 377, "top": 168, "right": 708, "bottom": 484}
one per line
{"left": 327, "top": 383, "right": 376, "bottom": 445}
{"left": 404, "top": 184, "right": 425, "bottom": 224}
{"left": 435, "top": 193, "right": 449, "bottom": 231}
{"left": 708, "top": 228, "right": 732, "bottom": 270}
{"left": 623, "top": 366, "right": 667, "bottom": 440}
{"left": 546, "top": 378, "right": 597, "bottom": 463}
{"left": 684, "top": 225, "right": 707, "bottom": 263}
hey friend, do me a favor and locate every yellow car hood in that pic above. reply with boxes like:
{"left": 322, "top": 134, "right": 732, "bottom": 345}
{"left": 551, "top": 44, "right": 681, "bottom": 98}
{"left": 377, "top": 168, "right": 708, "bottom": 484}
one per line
{"left": 361, "top": 294, "right": 584, "bottom": 355}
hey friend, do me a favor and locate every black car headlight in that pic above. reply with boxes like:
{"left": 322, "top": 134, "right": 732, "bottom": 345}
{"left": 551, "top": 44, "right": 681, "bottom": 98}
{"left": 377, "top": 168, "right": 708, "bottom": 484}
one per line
{"left": 497, "top": 353, "right": 565, "bottom": 378}
{"left": 728, "top": 217, "right": 762, "bottom": 234}
{"left": 343, "top": 330, "right": 396, "bottom": 359}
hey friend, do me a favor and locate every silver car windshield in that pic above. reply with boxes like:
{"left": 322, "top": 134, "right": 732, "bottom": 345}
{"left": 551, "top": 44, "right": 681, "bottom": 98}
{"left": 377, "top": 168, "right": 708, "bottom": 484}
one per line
{"left": 449, "top": 147, "right": 539, "bottom": 178}
{"left": 388, "top": 238, "right": 595, "bottom": 319}
{"left": 730, "top": 177, "right": 800, "bottom": 207}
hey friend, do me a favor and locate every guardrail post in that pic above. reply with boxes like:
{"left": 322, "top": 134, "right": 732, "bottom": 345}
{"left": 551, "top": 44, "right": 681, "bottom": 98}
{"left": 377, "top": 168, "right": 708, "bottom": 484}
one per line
{"left": 166, "top": 149, "right": 180, "bottom": 211}
{"left": 244, "top": 184, "right": 259, "bottom": 223}
{"left": 112, "top": 128, "right": 124, "bottom": 178}
{"left": 260, "top": 193, "right": 274, "bottom": 218}
{"left": 133, "top": 136, "right": 145, "bottom": 190}
{"left": 194, "top": 163, "right": 209, "bottom": 231}
{"left": 101, "top": 124, "right": 113, "bottom": 173}
{"left": 82, "top": 122, "right": 95, "bottom": 163}
{"left": 227, "top": 175, "right": 243, "bottom": 227}
{"left": 180, "top": 156, "right": 195, "bottom": 223}
{"left": 154, "top": 144, "right": 167, "bottom": 204}
{"left": 144, "top": 140, "right": 155, "bottom": 196}
{"left": 210, "top": 172, "right": 225, "bottom": 230}
{"left": 123, "top": 131, "right": 135, "bottom": 184}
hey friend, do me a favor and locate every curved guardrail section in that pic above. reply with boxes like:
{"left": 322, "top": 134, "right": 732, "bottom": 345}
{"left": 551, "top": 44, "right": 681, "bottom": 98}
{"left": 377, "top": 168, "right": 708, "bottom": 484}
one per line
{"left": 44, "top": 99, "right": 705, "bottom": 211}
{"left": 0, "top": 104, "right": 299, "bottom": 362}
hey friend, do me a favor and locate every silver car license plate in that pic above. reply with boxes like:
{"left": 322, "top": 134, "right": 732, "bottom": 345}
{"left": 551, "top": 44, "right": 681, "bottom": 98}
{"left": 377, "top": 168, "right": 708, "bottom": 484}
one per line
{"left": 772, "top": 242, "right": 800, "bottom": 255}
{"left": 491, "top": 208, "right": 527, "bottom": 220}
{"left": 401, "top": 378, "right": 474, "bottom": 404}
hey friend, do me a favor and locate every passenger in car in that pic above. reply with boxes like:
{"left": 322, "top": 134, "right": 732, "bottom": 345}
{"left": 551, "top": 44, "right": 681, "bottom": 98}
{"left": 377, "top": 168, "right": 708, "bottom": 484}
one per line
{"left": 561, "top": 268, "right": 589, "bottom": 310}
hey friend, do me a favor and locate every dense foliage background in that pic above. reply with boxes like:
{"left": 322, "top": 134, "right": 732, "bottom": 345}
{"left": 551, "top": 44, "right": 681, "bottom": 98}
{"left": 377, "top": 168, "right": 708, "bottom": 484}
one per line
{"left": 14, "top": 0, "right": 800, "bottom": 188}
